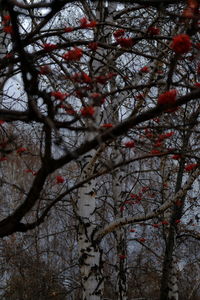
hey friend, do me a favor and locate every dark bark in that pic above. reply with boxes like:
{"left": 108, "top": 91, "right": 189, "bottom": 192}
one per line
{"left": 160, "top": 109, "right": 200, "bottom": 299}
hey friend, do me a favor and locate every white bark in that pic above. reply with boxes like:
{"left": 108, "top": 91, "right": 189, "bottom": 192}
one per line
{"left": 77, "top": 3, "right": 118, "bottom": 299}
{"left": 110, "top": 75, "right": 128, "bottom": 300}
{"left": 77, "top": 149, "right": 104, "bottom": 300}
{"left": 168, "top": 255, "right": 179, "bottom": 300}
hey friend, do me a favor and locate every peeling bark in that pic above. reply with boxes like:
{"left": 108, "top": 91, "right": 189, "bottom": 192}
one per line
{"left": 77, "top": 3, "right": 120, "bottom": 299}
{"left": 77, "top": 158, "right": 104, "bottom": 300}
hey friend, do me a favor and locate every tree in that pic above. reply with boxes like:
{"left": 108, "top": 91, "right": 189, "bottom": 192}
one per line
{"left": 0, "top": 0, "right": 200, "bottom": 299}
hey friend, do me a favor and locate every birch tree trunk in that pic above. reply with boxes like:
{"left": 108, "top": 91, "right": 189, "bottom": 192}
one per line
{"left": 160, "top": 110, "right": 199, "bottom": 300}
{"left": 77, "top": 2, "right": 118, "bottom": 299}
{"left": 77, "top": 156, "right": 104, "bottom": 300}
{"left": 110, "top": 72, "right": 128, "bottom": 300}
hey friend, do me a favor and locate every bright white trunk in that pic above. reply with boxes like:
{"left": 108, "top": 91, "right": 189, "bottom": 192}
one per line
{"left": 77, "top": 3, "right": 120, "bottom": 299}
{"left": 168, "top": 255, "right": 179, "bottom": 300}
{"left": 77, "top": 165, "right": 104, "bottom": 300}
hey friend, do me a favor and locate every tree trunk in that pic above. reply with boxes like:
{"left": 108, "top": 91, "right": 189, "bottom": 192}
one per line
{"left": 116, "top": 229, "right": 128, "bottom": 300}
{"left": 159, "top": 227, "right": 178, "bottom": 300}
{"left": 160, "top": 117, "right": 198, "bottom": 300}
{"left": 76, "top": 134, "right": 105, "bottom": 300}
{"left": 77, "top": 176, "right": 104, "bottom": 300}
{"left": 112, "top": 165, "right": 128, "bottom": 300}
{"left": 77, "top": 3, "right": 119, "bottom": 299}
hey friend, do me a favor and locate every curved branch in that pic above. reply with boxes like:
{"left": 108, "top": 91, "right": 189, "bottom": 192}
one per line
{"left": 95, "top": 167, "right": 200, "bottom": 241}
